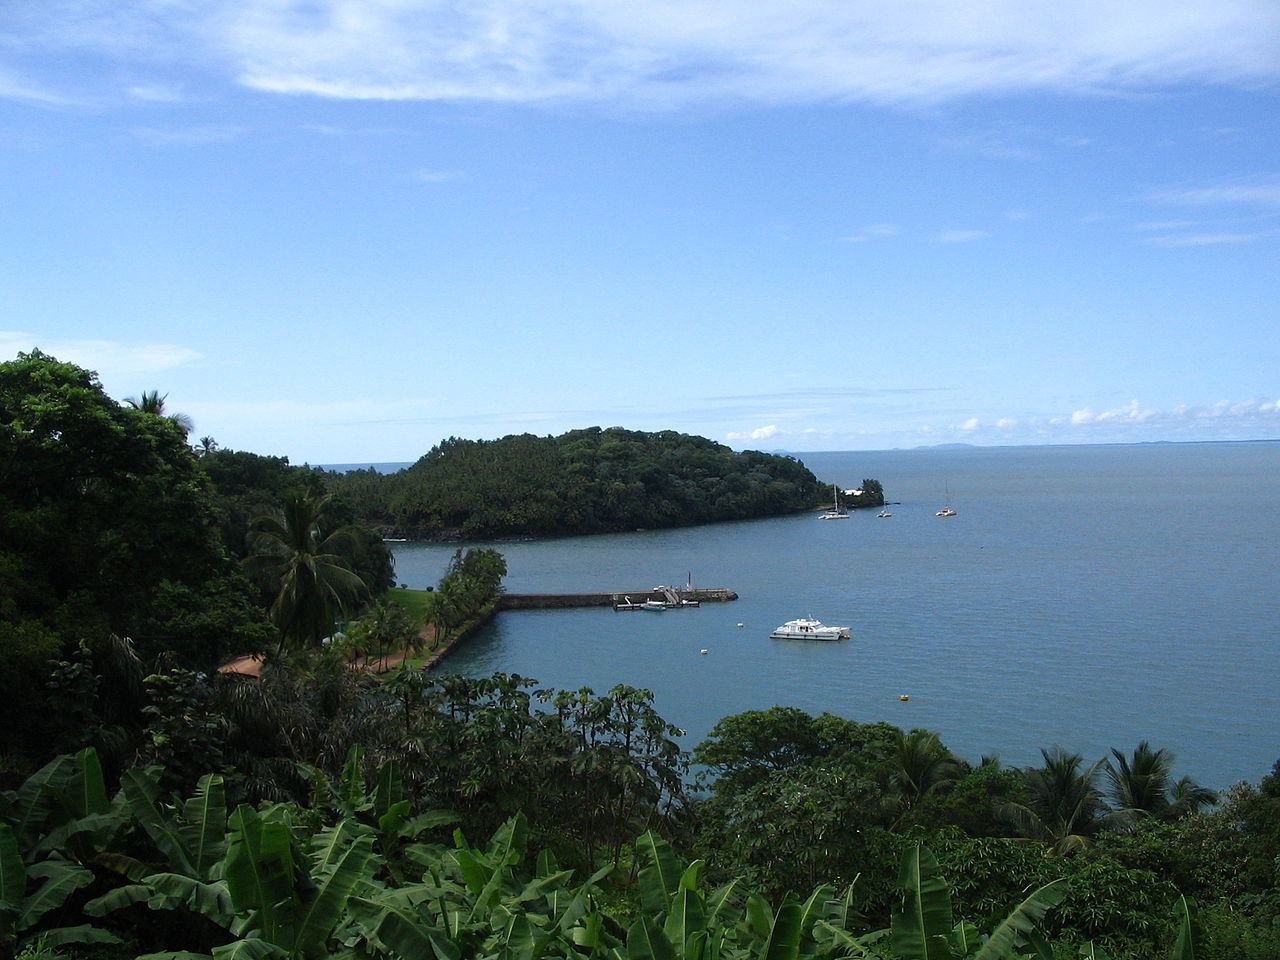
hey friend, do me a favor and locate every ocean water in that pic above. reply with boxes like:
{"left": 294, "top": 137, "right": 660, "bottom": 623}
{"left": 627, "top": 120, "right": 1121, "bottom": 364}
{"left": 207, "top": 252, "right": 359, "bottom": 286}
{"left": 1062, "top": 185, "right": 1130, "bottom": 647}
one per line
{"left": 389, "top": 442, "right": 1280, "bottom": 791}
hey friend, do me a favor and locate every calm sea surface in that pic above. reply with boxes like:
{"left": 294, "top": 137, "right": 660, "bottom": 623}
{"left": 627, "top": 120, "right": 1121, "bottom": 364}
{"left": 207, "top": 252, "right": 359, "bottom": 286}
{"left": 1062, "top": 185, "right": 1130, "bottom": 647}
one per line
{"left": 389, "top": 442, "right": 1279, "bottom": 791}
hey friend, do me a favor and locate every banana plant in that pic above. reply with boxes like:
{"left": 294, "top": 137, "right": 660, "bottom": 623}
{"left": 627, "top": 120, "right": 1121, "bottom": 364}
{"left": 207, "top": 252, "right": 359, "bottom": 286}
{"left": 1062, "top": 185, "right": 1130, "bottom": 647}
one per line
{"left": 0, "top": 749, "right": 123, "bottom": 953}
{"left": 350, "top": 811, "right": 615, "bottom": 960}
{"left": 89, "top": 763, "right": 381, "bottom": 959}
{"left": 884, "top": 845, "right": 1068, "bottom": 960}
{"left": 627, "top": 828, "right": 863, "bottom": 960}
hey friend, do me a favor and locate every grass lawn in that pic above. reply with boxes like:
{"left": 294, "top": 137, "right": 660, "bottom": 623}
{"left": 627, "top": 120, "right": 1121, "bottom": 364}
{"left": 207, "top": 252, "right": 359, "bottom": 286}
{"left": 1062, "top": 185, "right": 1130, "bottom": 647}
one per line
{"left": 382, "top": 587, "right": 433, "bottom": 622}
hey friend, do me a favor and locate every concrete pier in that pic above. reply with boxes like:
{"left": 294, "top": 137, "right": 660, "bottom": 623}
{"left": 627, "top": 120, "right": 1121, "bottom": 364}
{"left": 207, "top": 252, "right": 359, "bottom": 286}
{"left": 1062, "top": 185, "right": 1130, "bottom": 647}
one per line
{"left": 497, "top": 587, "right": 737, "bottom": 610}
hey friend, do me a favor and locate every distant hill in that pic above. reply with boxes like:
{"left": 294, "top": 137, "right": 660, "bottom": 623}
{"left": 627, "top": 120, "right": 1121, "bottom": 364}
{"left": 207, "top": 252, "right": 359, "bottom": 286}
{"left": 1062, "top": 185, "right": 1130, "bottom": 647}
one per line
{"left": 322, "top": 427, "right": 825, "bottom": 540}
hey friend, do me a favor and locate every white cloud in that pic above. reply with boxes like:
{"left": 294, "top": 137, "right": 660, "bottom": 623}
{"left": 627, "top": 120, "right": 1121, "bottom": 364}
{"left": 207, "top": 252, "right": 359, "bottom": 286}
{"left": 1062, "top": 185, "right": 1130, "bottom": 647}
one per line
{"left": 13, "top": 1, "right": 1280, "bottom": 108}
{"left": 128, "top": 82, "right": 185, "bottom": 102}
{"left": 1150, "top": 175, "right": 1280, "bottom": 210}
{"left": 840, "top": 223, "right": 897, "bottom": 242}
{"left": 937, "top": 229, "right": 989, "bottom": 243}
{"left": 959, "top": 417, "right": 981, "bottom": 431}
{"left": 1146, "top": 231, "right": 1273, "bottom": 247}
{"left": 0, "top": 332, "right": 202, "bottom": 382}
{"left": 131, "top": 124, "right": 246, "bottom": 145}
{"left": 415, "top": 168, "right": 463, "bottom": 183}
{"left": 726, "top": 424, "right": 781, "bottom": 442}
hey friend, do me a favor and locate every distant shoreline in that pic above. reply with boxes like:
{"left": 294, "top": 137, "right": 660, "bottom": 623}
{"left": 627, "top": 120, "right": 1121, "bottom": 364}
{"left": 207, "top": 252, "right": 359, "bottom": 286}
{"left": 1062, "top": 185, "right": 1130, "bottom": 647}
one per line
{"left": 319, "top": 437, "right": 1280, "bottom": 475}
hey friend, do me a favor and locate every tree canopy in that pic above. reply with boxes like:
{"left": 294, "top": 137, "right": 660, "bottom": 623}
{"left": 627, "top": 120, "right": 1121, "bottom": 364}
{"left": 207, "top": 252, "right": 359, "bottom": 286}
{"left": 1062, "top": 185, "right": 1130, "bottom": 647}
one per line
{"left": 0, "top": 352, "right": 272, "bottom": 676}
{"left": 325, "top": 426, "right": 827, "bottom": 539}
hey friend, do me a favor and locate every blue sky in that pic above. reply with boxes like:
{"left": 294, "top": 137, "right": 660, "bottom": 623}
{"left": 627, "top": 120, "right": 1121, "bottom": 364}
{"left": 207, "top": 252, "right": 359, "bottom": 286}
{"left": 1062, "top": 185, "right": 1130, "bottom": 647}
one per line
{"left": 3, "top": 1, "right": 1278, "bottom": 463}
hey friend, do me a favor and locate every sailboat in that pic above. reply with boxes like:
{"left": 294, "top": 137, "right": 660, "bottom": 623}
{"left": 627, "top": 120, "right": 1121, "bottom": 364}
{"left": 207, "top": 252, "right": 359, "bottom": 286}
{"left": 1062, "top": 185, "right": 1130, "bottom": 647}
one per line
{"left": 936, "top": 481, "right": 957, "bottom": 517}
{"left": 819, "top": 483, "right": 849, "bottom": 519}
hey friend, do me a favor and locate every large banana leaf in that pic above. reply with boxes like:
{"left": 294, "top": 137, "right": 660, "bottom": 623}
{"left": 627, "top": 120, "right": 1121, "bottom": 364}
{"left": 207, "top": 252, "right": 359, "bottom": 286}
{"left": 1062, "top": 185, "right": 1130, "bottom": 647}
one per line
{"left": 664, "top": 886, "right": 707, "bottom": 956}
{"left": 85, "top": 872, "right": 234, "bottom": 923}
{"left": 9, "top": 754, "right": 76, "bottom": 843}
{"left": 294, "top": 822, "right": 376, "bottom": 960}
{"left": 352, "top": 894, "right": 462, "bottom": 960}
{"left": 375, "top": 759, "right": 404, "bottom": 822}
{"left": 758, "top": 900, "right": 803, "bottom": 960}
{"left": 452, "top": 844, "right": 493, "bottom": 895}
{"left": 628, "top": 915, "right": 678, "bottom": 960}
{"left": 794, "top": 883, "right": 836, "bottom": 944}
{"left": 970, "top": 879, "right": 1068, "bottom": 960}
{"left": 211, "top": 938, "right": 289, "bottom": 959}
{"left": 485, "top": 812, "right": 529, "bottom": 868}
{"left": 704, "top": 879, "right": 742, "bottom": 930}
{"left": 121, "top": 767, "right": 197, "bottom": 877}
{"left": 224, "top": 805, "right": 299, "bottom": 946}
{"left": 32, "top": 922, "right": 122, "bottom": 948}
{"left": 65, "top": 748, "right": 109, "bottom": 819}
{"left": 1169, "top": 895, "right": 1199, "bottom": 960}
{"left": 637, "top": 831, "right": 682, "bottom": 914}
{"left": 19, "top": 860, "right": 94, "bottom": 931}
{"left": 338, "top": 745, "right": 366, "bottom": 814}
{"left": 1076, "top": 942, "right": 1109, "bottom": 960}
{"left": 949, "top": 920, "right": 979, "bottom": 957}
{"left": 889, "top": 845, "right": 954, "bottom": 960}
{"left": 180, "top": 774, "right": 228, "bottom": 878}
{"left": 0, "top": 823, "right": 25, "bottom": 917}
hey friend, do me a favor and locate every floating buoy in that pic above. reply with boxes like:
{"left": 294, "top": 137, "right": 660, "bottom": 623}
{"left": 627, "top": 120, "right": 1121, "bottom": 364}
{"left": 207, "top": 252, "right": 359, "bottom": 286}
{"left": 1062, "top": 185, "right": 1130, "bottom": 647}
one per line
{"left": 700, "top": 648, "right": 709, "bottom": 655}
{"left": 899, "top": 694, "right": 910, "bottom": 701}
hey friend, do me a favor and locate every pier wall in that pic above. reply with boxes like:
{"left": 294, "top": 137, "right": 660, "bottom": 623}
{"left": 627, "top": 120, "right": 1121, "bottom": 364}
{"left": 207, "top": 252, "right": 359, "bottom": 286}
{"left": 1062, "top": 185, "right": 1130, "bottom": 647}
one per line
{"left": 497, "top": 587, "right": 737, "bottom": 610}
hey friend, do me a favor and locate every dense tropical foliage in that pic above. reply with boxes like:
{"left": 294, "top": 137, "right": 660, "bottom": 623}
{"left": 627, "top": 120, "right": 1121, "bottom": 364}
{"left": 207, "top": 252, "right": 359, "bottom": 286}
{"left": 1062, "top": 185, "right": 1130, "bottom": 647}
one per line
{"left": 323, "top": 427, "right": 835, "bottom": 539}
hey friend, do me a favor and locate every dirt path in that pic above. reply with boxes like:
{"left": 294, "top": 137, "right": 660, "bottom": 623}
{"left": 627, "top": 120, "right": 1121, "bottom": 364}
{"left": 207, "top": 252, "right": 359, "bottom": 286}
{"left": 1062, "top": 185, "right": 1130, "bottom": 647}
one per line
{"left": 217, "top": 625, "right": 441, "bottom": 678}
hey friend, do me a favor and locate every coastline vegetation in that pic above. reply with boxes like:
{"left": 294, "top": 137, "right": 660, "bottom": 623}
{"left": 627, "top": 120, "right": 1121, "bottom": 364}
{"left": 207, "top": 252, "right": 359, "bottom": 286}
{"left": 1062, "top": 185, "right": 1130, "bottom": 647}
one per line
{"left": 321, "top": 427, "right": 839, "bottom": 540}
{"left": 2, "top": 351, "right": 1277, "bottom": 959}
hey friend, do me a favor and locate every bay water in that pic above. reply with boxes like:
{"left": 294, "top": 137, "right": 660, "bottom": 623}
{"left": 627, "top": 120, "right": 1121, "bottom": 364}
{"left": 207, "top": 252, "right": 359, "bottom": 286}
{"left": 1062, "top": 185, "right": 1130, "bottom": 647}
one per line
{"left": 389, "top": 441, "right": 1279, "bottom": 791}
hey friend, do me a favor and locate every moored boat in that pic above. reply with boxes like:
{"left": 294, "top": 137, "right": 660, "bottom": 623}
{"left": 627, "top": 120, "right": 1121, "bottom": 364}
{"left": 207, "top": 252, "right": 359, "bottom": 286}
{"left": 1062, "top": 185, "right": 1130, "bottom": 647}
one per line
{"left": 818, "top": 483, "right": 849, "bottom": 519}
{"left": 769, "top": 618, "right": 850, "bottom": 641}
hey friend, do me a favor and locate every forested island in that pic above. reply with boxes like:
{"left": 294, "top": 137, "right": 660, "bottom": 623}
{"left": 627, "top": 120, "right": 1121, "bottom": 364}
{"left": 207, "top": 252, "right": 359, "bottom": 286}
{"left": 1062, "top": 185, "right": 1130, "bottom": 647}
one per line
{"left": 2, "top": 350, "right": 1278, "bottom": 960}
{"left": 322, "top": 427, "right": 883, "bottom": 540}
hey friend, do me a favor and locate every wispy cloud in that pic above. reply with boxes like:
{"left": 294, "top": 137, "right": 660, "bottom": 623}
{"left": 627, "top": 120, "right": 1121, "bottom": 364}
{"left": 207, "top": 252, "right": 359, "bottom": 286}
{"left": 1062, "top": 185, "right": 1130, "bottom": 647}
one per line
{"left": 0, "top": 332, "right": 202, "bottom": 382}
{"left": 415, "top": 169, "right": 463, "bottom": 183}
{"left": 128, "top": 83, "right": 185, "bottom": 103}
{"left": 1145, "top": 231, "right": 1274, "bottom": 247}
{"left": 11, "top": 1, "right": 1280, "bottom": 108}
{"left": 1149, "top": 175, "right": 1280, "bottom": 209}
{"left": 131, "top": 124, "right": 246, "bottom": 145}
{"left": 936, "top": 229, "right": 989, "bottom": 243}
{"left": 954, "top": 398, "right": 1280, "bottom": 445}
{"left": 839, "top": 223, "right": 897, "bottom": 242}
{"left": 1136, "top": 175, "right": 1280, "bottom": 246}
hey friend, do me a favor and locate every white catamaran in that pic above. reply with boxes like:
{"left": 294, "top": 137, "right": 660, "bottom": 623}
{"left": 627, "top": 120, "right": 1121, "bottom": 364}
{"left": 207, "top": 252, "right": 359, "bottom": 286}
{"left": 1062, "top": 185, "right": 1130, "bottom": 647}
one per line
{"left": 818, "top": 483, "right": 849, "bottom": 519}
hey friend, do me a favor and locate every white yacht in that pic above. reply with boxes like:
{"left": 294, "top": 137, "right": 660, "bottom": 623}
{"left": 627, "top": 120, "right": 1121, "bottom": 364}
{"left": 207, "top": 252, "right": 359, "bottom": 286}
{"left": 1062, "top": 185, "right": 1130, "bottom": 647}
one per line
{"left": 818, "top": 483, "right": 849, "bottom": 519}
{"left": 937, "top": 481, "right": 957, "bottom": 517}
{"left": 769, "top": 618, "right": 850, "bottom": 641}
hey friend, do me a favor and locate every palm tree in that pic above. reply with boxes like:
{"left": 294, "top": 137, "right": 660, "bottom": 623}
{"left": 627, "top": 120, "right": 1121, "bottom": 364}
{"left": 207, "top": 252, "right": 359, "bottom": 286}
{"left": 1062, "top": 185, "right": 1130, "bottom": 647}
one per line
{"left": 1002, "top": 747, "right": 1109, "bottom": 855}
{"left": 884, "top": 728, "right": 963, "bottom": 828}
{"left": 244, "top": 490, "right": 370, "bottom": 656}
{"left": 1105, "top": 741, "right": 1218, "bottom": 826}
{"left": 125, "top": 388, "right": 194, "bottom": 436}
